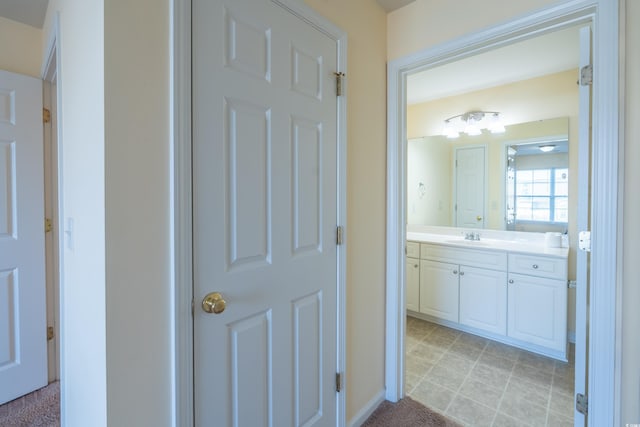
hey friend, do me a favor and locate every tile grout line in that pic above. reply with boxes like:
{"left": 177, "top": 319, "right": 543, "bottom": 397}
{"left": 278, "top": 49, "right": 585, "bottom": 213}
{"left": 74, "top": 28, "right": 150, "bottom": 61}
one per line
{"left": 487, "top": 343, "right": 518, "bottom": 426}
{"left": 442, "top": 332, "right": 500, "bottom": 425}
{"left": 408, "top": 319, "right": 574, "bottom": 426}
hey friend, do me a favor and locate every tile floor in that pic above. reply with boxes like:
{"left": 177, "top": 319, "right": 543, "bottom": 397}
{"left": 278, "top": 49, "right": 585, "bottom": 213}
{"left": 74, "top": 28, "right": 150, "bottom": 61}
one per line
{"left": 405, "top": 316, "right": 575, "bottom": 427}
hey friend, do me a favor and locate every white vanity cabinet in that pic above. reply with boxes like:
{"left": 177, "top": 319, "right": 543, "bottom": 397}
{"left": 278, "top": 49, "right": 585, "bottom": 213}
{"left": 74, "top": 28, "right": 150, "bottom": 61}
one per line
{"left": 406, "top": 242, "right": 420, "bottom": 312}
{"left": 419, "top": 260, "right": 459, "bottom": 322}
{"left": 507, "top": 254, "right": 568, "bottom": 353}
{"left": 418, "top": 243, "right": 508, "bottom": 334}
{"left": 459, "top": 266, "right": 507, "bottom": 335}
{"left": 405, "top": 234, "right": 568, "bottom": 360}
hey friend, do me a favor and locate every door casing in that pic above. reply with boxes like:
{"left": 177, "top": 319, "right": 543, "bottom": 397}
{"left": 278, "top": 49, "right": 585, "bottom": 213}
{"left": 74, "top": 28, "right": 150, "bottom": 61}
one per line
{"left": 385, "top": 1, "right": 622, "bottom": 426}
{"left": 170, "top": 0, "right": 348, "bottom": 425}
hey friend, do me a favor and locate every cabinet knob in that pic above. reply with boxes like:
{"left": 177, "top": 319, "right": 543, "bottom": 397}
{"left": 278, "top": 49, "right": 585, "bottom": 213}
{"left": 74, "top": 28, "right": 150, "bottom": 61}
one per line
{"left": 453, "top": 270, "right": 458, "bottom": 275}
{"left": 459, "top": 271, "right": 465, "bottom": 276}
{"left": 509, "top": 279, "right": 514, "bottom": 284}
{"left": 414, "top": 264, "right": 418, "bottom": 268}
{"left": 532, "top": 264, "right": 539, "bottom": 269}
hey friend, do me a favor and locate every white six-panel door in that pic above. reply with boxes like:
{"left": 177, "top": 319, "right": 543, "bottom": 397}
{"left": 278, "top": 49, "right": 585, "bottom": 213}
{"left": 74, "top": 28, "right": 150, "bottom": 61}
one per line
{"left": 192, "top": 1, "right": 339, "bottom": 425}
{"left": 0, "top": 70, "right": 47, "bottom": 404}
{"left": 455, "top": 146, "right": 486, "bottom": 228}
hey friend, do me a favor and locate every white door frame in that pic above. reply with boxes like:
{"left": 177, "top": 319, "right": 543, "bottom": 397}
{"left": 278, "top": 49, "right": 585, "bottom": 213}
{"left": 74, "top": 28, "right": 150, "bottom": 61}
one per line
{"left": 385, "top": 1, "right": 622, "bottom": 426}
{"left": 41, "top": 10, "right": 63, "bottom": 404}
{"left": 42, "top": 42, "right": 60, "bottom": 384}
{"left": 170, "top": 0, "right": 348, "bottom": 425}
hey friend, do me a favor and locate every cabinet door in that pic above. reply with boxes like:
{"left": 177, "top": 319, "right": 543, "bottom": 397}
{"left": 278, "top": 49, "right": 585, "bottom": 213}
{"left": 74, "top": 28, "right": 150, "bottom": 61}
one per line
{"left": 419, "top": 260, "right": 459, "bottom": 322}
{"left": 459, "top": 266, "right": 507, "bottom": 335}
{"left": 406, "top": 258, "right": 420, "bottom": 312}
{"left": 507, "top": 273, "right": 567, "bottom": 351}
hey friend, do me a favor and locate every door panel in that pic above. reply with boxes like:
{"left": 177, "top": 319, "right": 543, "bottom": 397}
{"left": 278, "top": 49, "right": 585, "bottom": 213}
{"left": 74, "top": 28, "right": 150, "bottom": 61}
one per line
{"left": 0, "top": 70, "right": 46, "bottom": 404}
{"left": 459, "top": 266, "right": 507, "bottom": 335}
{"left": 226, "top": 98, "right": 271, "bottom": 269}
{"left": 455, "top": 146, "right": 485, "bottom": 228}
{"left": 419, "top": 260, "right": 458, "bottom": 322}
{"left": 193, "top": 1, "right": 338, "bottom": 425}
{"left": 507, "top": 273, "right": 567, "bottom": 351}
{"left": 292, "top": 117, "right": 322, "bottom": 254}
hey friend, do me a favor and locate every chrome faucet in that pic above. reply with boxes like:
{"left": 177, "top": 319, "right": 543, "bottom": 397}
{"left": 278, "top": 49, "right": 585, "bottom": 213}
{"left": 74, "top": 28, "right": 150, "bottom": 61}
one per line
{"left": 464, "top": 231, "right": 481, "bottom": 241}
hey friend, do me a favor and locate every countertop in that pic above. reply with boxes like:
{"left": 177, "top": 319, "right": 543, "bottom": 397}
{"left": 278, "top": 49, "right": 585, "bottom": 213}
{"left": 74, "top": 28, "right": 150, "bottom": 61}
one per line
{"left": 407, "top": 231, "right": 570, "bottom": 258}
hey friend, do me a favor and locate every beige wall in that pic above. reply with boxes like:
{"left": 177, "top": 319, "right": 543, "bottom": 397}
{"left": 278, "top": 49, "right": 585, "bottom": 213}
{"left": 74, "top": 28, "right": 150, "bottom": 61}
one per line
{"left": 391, "top": 0, "right": 640, "bottom": 423}
{"left": 622, "top": 1, "right": 640, "bottom": 423}
{"left": 104, "top": 0, "right": 171, "bottom": 425}
{"left": 407, "top": 72, "right": 578, "bottom": 254}
{"left": 0, "top": 16, "right": 42, "bottom": 78}
{"left": 387, "top": 0, "right": 558, "bottom": 61}
{"left": 407, "top": 70, "right": 578, "bottom": 139}
{"left": 303, "top": 0, "right": 388, "bottom": 421}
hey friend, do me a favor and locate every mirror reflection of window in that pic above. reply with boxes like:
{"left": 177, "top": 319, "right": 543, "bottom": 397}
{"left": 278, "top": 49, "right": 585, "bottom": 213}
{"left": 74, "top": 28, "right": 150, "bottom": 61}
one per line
{"left": 514, "top": 168, "right": 568, "bottom": 223}
{"left": 506, "top": 138, "right": 569, "bottom": 232}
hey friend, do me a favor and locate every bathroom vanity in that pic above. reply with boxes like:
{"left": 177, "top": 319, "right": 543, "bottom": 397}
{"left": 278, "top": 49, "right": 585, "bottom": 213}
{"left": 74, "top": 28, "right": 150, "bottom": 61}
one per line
{"left": 406, "top": 227, "right": 569, "bottom": 361}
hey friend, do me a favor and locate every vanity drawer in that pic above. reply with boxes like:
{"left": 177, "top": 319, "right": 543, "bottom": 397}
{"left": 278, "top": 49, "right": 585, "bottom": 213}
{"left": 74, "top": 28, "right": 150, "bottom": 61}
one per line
{"left": 420, "top": 243, "right": 507, "bottom": 271}
{"left": 406, "top": 241, "right": 420, "bottom": 258}
{"left": 508, "top": 253, "right": 567, "bottom": 280}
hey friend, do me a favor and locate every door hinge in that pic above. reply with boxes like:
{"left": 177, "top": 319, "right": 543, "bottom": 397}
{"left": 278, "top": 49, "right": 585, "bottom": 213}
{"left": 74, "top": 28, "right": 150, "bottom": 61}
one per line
{"left": 334, "top": 72, "right": 345, "bottom": 96}
{"left": 336, "top": 372, "right": 343, "bottom": 392}
{"left": 578, "top": 230, "right": 591, "bottom": 252}
{"left": 47, "top": 326, "right": 54, "bottom": 341}
{"left": 576, "top": 393, "right": 588, "bottom": 415}
{"left": 45, "top": 218, "right": 53, "bottom": 233}
{"left": 43, "top": 108, "right": 51, "bottom": 123}
{"left": 337, "top": 226, "right": 344, "bottom": 245}
{"left": 580, "top": 64, "right": 593, "bottom": 86}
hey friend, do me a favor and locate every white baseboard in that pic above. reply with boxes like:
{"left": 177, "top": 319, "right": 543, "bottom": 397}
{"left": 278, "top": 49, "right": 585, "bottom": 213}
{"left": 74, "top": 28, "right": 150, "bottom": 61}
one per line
{"left": 347, "top": 390, "right": 386, "bottom": 427}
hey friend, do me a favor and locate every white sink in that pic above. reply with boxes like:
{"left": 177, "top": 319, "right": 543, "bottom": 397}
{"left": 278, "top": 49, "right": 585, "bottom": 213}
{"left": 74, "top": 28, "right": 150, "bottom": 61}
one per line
{"left": 443, "top": 239, "right": 489, "bottom": 246}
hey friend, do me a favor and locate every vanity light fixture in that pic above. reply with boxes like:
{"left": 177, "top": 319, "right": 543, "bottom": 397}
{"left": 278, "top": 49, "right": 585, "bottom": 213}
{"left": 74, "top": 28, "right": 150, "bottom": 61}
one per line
{"left": 442, "top": 111, "right": 505, "bottom": 138}
{"left": 539, "top": 144, "right": 556, "bottom": 152}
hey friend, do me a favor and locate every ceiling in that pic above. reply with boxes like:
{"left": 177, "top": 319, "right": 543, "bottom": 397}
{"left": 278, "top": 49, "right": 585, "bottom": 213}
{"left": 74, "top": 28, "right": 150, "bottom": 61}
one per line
{"left": 512, "top": 139, "right": 569, "bottom": 156}
{"left": 407, "top": 25, "right": 581, "bottom": 105}
{"left": 0, "top": 0, "right": 49, "bottom": 28}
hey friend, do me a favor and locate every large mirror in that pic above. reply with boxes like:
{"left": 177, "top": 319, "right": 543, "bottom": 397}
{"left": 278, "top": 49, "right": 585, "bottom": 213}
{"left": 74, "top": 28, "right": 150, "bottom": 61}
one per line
{"left": 407, "top": 117, "right": 569, "bottom": 232}
{"left": 405, "top": 25, "right": 579, "bottom": 237}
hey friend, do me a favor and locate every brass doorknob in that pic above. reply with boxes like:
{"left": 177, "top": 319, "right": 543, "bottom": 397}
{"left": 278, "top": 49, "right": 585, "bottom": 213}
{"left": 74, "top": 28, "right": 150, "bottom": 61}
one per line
{"left": 202, "top": 292, "right": 226, "bottom": 314}
{"left": 476, "top": 215, "right": 483, "bottom": 221}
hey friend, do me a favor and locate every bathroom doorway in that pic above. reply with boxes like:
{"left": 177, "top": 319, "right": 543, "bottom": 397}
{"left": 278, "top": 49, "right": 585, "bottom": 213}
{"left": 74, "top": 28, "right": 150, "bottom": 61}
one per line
{"left": 385, "top": 3, "right": 620, "bottom": 426}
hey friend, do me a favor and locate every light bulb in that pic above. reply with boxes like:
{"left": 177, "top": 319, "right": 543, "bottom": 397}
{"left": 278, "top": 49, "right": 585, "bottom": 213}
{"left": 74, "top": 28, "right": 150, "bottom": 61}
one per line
{"left": 442, "top": 120, "right": 459, "bottom": 138}
{"left": 489, "top": 113, "right": 505, "bottom": 134}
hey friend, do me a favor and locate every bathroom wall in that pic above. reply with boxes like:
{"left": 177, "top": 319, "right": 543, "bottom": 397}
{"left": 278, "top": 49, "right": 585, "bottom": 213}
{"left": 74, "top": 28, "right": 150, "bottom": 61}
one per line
{"left": 407, "top": 137, "right": 452, "bottom": 226}
{"left": 407, "top": 70, "right": 578, "bottom": 267}
{"left": 408, "top": 72, "right": 579, "bottom": 338}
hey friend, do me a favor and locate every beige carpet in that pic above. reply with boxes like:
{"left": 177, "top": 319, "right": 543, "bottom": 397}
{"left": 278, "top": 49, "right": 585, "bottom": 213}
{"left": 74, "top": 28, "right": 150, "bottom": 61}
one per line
{"left": 0, "top": 382, "right": 60, "bottom": 427}
{"left": 362, "top": 397, "right": 462, "bottom": 427}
